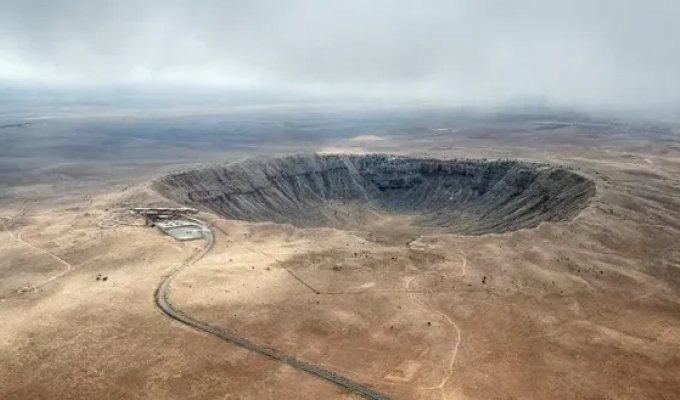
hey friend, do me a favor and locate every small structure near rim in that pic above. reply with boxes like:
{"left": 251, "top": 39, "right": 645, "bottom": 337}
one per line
{"left": 128, "top": 207, "right": 204, "bottom": 241}
{"left": 129, "top": 207, "right": 197, "bottom": 225}
{"left": 129, "top": 207, "right": 198, "bottom": 223}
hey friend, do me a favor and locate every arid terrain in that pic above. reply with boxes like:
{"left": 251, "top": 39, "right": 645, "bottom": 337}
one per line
{"left": 1, "top": 109, "right": 679, "bottom": 399}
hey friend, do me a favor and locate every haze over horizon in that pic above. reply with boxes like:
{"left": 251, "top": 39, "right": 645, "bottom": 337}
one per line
{"left": 1, "top": 0, "right": 679, "bottom": 111}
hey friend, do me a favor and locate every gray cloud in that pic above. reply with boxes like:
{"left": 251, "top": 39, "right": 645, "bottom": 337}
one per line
{"left": 1, "top": 0, "right": 679, "bottom": 108}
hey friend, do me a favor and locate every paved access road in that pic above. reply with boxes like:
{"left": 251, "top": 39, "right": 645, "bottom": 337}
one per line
{"left": 154, "top": 216, "right": 391, "bottom": 400}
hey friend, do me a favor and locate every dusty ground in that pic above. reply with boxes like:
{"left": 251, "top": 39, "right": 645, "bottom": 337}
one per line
{"left": 1, "top": 113, "right": 680, "bottom": 399}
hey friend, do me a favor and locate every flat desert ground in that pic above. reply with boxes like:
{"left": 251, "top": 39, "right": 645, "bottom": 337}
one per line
{"left": 1, "top": 109, "right": 679, "bottom": 399}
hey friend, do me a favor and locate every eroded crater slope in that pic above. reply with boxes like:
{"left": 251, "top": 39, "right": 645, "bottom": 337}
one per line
{"left": 154, "top": 154, "right": 595, "bottom": 235}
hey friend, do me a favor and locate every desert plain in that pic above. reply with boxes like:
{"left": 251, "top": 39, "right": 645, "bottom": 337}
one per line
{"left": 1, "top": 108, "right": 679, "bottom": 399}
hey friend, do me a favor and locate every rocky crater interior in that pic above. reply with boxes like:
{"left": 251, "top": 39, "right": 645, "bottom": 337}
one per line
{"left": 154, "top": 154, "right": 595, "bottom": 235}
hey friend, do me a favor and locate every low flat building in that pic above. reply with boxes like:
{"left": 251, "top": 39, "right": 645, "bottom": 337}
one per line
{"left": 154, "top": 219, "right": 205, "bottom": 241}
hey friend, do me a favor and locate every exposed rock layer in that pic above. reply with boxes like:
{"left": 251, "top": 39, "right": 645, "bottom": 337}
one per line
{"left": 154, "top": 154, "right": 595, "bottom": 235}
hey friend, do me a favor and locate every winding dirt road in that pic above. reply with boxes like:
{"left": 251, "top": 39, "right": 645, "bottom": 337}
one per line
{"left": 0, "top": 218, "right": 74, "bottom": 298}
{"left": 406, "top": 253, "right": 465, "bottom": 400}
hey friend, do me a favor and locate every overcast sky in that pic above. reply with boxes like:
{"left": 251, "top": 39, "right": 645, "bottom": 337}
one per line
{"left": 1, "top": 0, "right": 679, "bottom": 108}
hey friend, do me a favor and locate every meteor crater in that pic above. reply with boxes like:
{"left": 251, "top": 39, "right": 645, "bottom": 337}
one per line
{"left": 154, "top": 154, "right": 595, "bottom": 235}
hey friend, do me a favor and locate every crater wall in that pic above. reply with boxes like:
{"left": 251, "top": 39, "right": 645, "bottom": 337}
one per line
{"left": 154, "top": 154, "right": 595, "bottom": 235}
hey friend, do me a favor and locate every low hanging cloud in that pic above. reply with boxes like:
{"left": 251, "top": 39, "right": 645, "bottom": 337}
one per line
{"left": 1, "top": 0, "right": 679, "bottom": 108}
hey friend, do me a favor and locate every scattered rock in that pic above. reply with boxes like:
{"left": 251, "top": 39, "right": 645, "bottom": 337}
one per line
{"left": 17, "top": 286, "right": 35, "bottom": 294}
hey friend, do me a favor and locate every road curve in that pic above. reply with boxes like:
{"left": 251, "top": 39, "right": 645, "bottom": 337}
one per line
{"left": 0, "top": 218, "right": 74, "bottom": 299}
{"left": 154, "top": 216, "right": 391, "bottom": 400}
